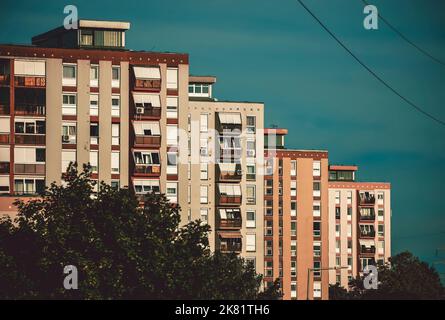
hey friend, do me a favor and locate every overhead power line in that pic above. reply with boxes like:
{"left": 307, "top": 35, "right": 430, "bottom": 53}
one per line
{"left": 361, "top": 0, "right": 445, "bottom": 67}
{"left": 296, "top": 0, "right": 445, "bottom": 127}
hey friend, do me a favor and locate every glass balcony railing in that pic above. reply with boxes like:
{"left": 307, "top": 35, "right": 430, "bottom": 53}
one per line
{"left": 15, "top": 134, "right": 45, "bottom": 145}
{"left": 134, "top": 135, "right": 161, "bottom": 148}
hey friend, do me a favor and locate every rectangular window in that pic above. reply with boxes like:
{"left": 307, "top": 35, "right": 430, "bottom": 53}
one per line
{"left": 90, "top": 94, "right": 99, "bottom": 116}
{"left": 246, "top": 116, "right": 256, "bottom": 133}
{"left": 62, "top": 93, "right": 77, "bottom": 115}
{"left": 290, "top": 160, "right": 297, "bottom": 176}
{"left": 246, "top": 211, "right": 256, "bottom": 228}
{"left": 291, "top": 201, "right": 297, "bottom": 217}
{"left": 335, "top": 191, "right": 340, "bottom": 204}
{"left": 167, "top": 125, "right": 178, "bottom": 146}
{"left": 313, "top": 282, "right": 321, "bottom": 298}
{"left": 246, "top": 185, "right": 256, "bottom": 204}
{"left": 246, "top": 164, "right": 256, "bottom": 180}
{"left": 62, "top": 64, "right": 76, "bottom": 86}
{"left": 200, "top": 208, "right": 208, "bottom": 224}
{"left": 313, "top": 222, "right": 321, "bottom": 237}
{"left": 89, "top": 151, "right": 98, "bottom": 173}
{"left": 313, "top": 241, "right": 321, "bottom": 257}
{"left": 378, "top": 224, "right": 384, "bottom": 237}
{"left": 166, "top": 96, "right": 178, "bottom": 119}
{"left": 313, "top": 181, "right": 321, "bottom": 197}
{"left": 112, "top": 95, "right": 120, "bottom": 117}
{"left": 166, "top": 68, "right": 178, "bottom": 89}
{"left": 90, "top": 123, "right": 99, "bottom": 145}
{"left": 246, "top": 234, "right": 256, "bottom": 252}
{"left": 200, "top": 162, "right": 208, "bottom": 180}
{"left": 200, "top": 114, "right": 208, "bottom": 132}
{"left": 313, "top": 201, "right": 321, "bottom": 217}
{"left": 90, "top": 65, "right": 99, "bottom": 87}
{"left": 112, "top": 66, "right": 120, "bottom": 87}
{"left": 246, "top": 139, "right": 256, "bottom": 157}
{"left": 200, "top": 185, "right": 208, "bottom": 204}
{"left": 291, "top": 180, "right": 297, "bottom": 196}
{"left": 111, "top": 152, "right": 120, "bottom": 173}
{"left": 112, "top": 123, "right": 120, "bottom": 145}
{"left": 167, "top": 152, "right": 177, "bottom": 175}
{"left": 62, "top": 150, "right": 76, "bottom": 172}
{"left": 347, "top": 191, "right": 352, "bottom": 204}
{"left": 291, "top": 221, "right": 297, "bottom": 236}
{"left": 313, "top": 161, "right": 321, "bottom": 176}
{"left": 166, "top": 182, "right": 178, "bottom": 203}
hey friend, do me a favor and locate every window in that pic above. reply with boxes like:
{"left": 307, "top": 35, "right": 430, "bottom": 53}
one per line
{"left": 62, "top": 64, "right": 76, "bottom": 86}
{"left": 313, "top": 261, "right": 321, "bottom": 277}
{"left": 200, "top": 114, "right": 208, "bottom": 132}
{"left": 167, "top": 152, "right": 178, "bottom": 175}
{"left": 246, "top": 116, "right": 256, "bottom": 133}
{"left": 313, "top": 181, "right": 320, "bottom": 197}
{"left": 90, "top": 94, "right": 99, "bottom": 116}
{"left": 335, "top": 224, "right": 340, "bottom": 236}
{"left": 378, "top": 224, "right": 384, "bottom": 237}
{"left": 112, "top": 124, "right": 119, "bottom": 145}
{"left": 90, "top": 65, "right": 99, "bottom": 87}
{"left": 291, "top": 282, "right": 297, "bottom": 298}
{"left": 246, "top": 185, "right": 256, "bottom": 204}
{"left": 200, "top": 185, "right": 208, "bottom": 204}
{"left": 167, "top": 125, "right": 178, "bottom": 146}
{"left": 62, "top": 151, "right": 76, "bottom": 172}
{"left": 15, "top": 120, "right": 45, "bottom": 134}
{"left": 291, "top": 201, "right": 297, "bottom": 217}
{"left": 167, "top": 97, "right": 178, "bottom": 119}
{"left": 166, "top": 182, "right": 178, "bottom": 203}
{"left": 134, "top": 151, "right": 160, "bottom": 165}
{"left": 335, "top": 191, "right": 340, "bottom": 204}
{"left": 111, "top": 180, "right": 119, "bottom": 189}
{"left": 112, "top": 95, "right": 120, "bottom": 117}
{"left": 200, "top": 162, "right": 208, "bottom": 180}
{"left": 313, "top": 282, "right": 321, "bottom": 298}
{"left": 80, "top": 30, "right": 93, "bottom": 46}
{"left": 14, "top": 178, "right": 45, "bottom": 195}
{"left": 246, "top": 234, "right": 256, "bottom": 252}
{"left": 313, "top": 222, "right": 321, "bottom": 237}
{"left": 200, "top": 208, "right": 208, "bottom": 224}
{"left": 313, "top": 161, "right": 321, "bottom": 176}
{"left": 93, "top": 30, "right": 123, "bottom": 47}
{"left": 112, "top": 66, "right": 120, "bottom": 87}
{"left": 335, "top": 207, "right": 341, "bottom": 219}
{"left": 377, "top": 192, "right": 384, "bottom": 204}
{"left": 35, "top": 148, "right": 45, "bottom": 162}
{"left": 378, "top": 209, "right": 384, "bottom": 221}
{"left": 336, "top": 239, "right": 341, "bottom": 253}
{"left": 347, "top": 224, "right": 352, "bottom": 237}
{"left": 133, "top": 180, "right": 160, "bottom": 194}
{"left": 347, "top": 191, "right": 352, "bottom": 204}
{"left": 246, "top": 211, "right": 256, "bottom": 228}
{"left": 246, "top": 164, "right": 256, "bottom": 180}
{"left": 378, "top": 240, "right": 385, "bottom": 254}
{"left": 90, "top": 124, "right": 99, "bottom": 144}
{"left": 246, "top": 139, "right": 256, "bottom": 157}
{"left": 89, "top": 151, "right": 98, "bottom": 173}
{"left": 290, "top": 181, "right": 297, "bottom": 196}
{"left": 291, "top": 221, "right": 297, "bottom": 236}
{"left": 290, "top": 160, "right": 297, "bottom": 176}
{"left": 166, "top": 68, "right": 178, "bottom": 89}
{"left": 347, "top": 207, "right": 352, "bottom": 220}
{"left": 62, "top": 93, "right": 77, "bottom": 115}
{"left": 111, "top": 152, "right": 120, "bottom": 173}
{"left": 290, "top": 261, "right": 297, "bottom": 277}
{"left": 313, "top": 201, "right": 321, "bottom": 217}
{"left": 336, "top": 257, "right": 341, "bottom": 267}
{"left": 189, "top": 83, "right": 210, "bottom": 96}
{"left": 314, "top": 242, "right": 321, "bottom": 257}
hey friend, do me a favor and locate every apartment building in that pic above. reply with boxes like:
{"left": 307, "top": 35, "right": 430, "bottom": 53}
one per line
{"left": 0, "top": 20, "right": 190, "bottom": 215}
{"left": 187, "top": 76, "right": 265, "bottom": 273}
{"left": 264, "top": 129, "right": 329, "bottom": 300}
{"left": 328, "top": 165, "right": 391, "bottom": 289}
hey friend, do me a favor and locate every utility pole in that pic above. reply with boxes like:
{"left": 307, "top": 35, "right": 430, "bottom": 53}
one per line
{"left": 306, "top": 266, "right": 348, "bottom": 300}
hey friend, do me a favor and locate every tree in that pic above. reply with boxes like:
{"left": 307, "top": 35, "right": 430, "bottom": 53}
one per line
{"left": 344, "top": 251, "right": 445, "bottom": 300}
{"left": 328, "top": 283, "right": 350, "bottom": 300}
{"left": 0, "top": 163, "right": 281, "bottom": 300}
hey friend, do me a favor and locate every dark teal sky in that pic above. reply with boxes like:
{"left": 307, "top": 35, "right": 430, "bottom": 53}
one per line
{"left": 1, "top": 0, "right": 444, "bottom": 268}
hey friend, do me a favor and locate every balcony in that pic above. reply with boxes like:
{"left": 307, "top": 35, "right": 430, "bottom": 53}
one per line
{"left": 134, "top": 135, "right": 161, "bottom": 148}
{"left": 219, "top": 148, "right": 242, "bottom": 159}
{"left": 220, "top": 242, "right": 242, "bottom": 253}
{"left": 219, "top": 172, "right": 242, "bottom": 181}
{"left": 219, "top": 195, "right": 242, "bottom": 206}
{"left": 134, "top": 164, "right": 161, "bottom": 176}
{"left": 360, "top": 246, "right": 376, "bottom": 254}
{"left": 359, "top": 214, "right": 376, "bottom": 221}
{"left": 219, "top": 219, "right": 242, "bottom": 229}
{"left": 0, "top": 104, "right": 9, "bottom": 115}
{"left": 218, "top": 232, "right": 242, "bottom": 253}
{"left": 0, "top": 162, "right": 10, "bottom": 174}
{"left": 134, "top": 107, "right": 161, "bottom": 119}
{"left": 15, "top": 163, "right": 45, "bottom": 175}
{"left": 134, "top": 79, "right": 161, "bottom": 90}
{"left": 14, "top": 76, "right": 46, "bottom": 88}
{"left": 15, "top": 104, "right": 45, "bottom": 116}
{"left": 15, "top": 134, "right": 45, "bottom": 145}
{"left": 359, "top": 193, "right": 375, "bottom": 205}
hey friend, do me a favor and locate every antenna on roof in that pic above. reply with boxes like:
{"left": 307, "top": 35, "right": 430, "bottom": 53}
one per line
{"left": 270, "top": 124, "right": 278, "bottom": 129}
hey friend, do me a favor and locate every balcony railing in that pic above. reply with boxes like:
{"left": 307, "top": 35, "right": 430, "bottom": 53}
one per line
{"left": 134, "top": 79, "right": 161, "bottom": 90}
{"left": 15, "top": 163, "right": 45, "bottom": 175}
{"left": 134, "top": 164, "right": 161, "bottom": 175}
{"left": 360, "top": 246, "right": 376, "bottom": 254}
{"left": 220, "top": 242, "right": 242, "bottom": 253}
{"left": 219, "top": 172, "right": 242, "bottom": 181}
{"left": 0, "top": 134, "right": 9, "bottom": 144}
{"left": 134, "top": 107, "right": 161, "bottom": 119}
{"left": 219, "top": 219, "right": 242, "bottom": 229}
{"left": 359, "top": 214, "right": 376, "bottom": 221}
{"left": 15, "top": 104, "right": 45, "bottom": 116}
{"left": 14, "top": 76, "right": 46, "bottom": 88}
{"left": 219, "top": 195, "right": 242, "bottom": 206}
{"left": 0, "top": 104, "right": 9, "bottom": 115}
{"left": 15, "top": 134, "right": 45, "bottom": 145}
{"left": 134, "top": 135, "right": 161, "bottom": 148}
{"left": 0, "top": 162, "right": 10, "bottom": 174}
